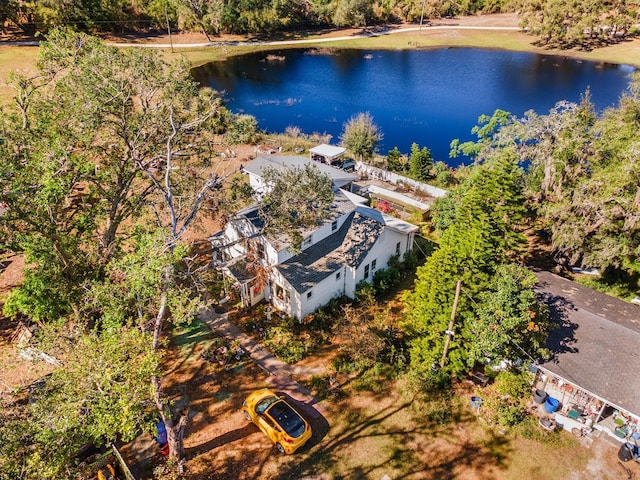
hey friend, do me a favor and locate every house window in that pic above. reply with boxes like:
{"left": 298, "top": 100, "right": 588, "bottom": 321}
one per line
{"left": 395, "top": 242, "right": 401, "bottom": 256}
{"left": 336, "top": 271, "right": 341, "bottom": 281}
{"left": 256, "top": 242, "right": 265, "bottom": 259}
{"left": 372, "top": 259, "right": 377, "bottom": 270}
{"left": 302, "top": 236, "right": 312, "bottom": 248}
{"left": 364, "top": 264, "right": 370, "bottom": 279}
{"left": 307, "top": 291, "right": 313, "bottom": 299}
{"left": 275, "top": 285, "right": 291, "bottom": 305}
{"left": 332, "top": 220, "right": 338, "bottom": 231}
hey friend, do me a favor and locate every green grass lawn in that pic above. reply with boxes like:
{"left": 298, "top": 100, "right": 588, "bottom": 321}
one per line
{"left": 0, "top": 46, "right": 39, "bottom": 102}
{"left": 2, "top": 27, "right": 638, "bottom": 99}
{"left": 175, "top": 29, "right": 640, "bottom": 68}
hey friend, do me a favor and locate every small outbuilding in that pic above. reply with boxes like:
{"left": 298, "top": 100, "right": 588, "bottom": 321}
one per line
{"left": 310, "top": 144, "right": 346, "bottom": 165}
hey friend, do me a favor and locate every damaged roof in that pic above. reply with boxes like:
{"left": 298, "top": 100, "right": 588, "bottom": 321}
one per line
{"left": 277, "top": 206, "right": 387, "bottom": 293}
{"left": 244, "top": 188, "right": 357, "bottom": 252}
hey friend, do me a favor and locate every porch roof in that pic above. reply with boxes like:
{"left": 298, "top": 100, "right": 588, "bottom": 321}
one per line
{"left": 534, "top": 270, "right": 640, "bottom": 417}
{"left": 222, "top": 256, "right": 255, "bottom": 284}
{"left": 309, "top": 144, "right": 346, "bottom": 160}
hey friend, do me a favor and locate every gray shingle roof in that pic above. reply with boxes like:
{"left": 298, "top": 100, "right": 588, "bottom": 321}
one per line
{"left": 244, "top": 155, "right": 359, "bottom": 186}
{"left": 535, "top": 270, "right": 640, "bottom": 416}
{"left": 277, "top": 208, "right": 384, "bottom": 293}
{"left": 224, "top": 256, "right": 255, "bottom": 283}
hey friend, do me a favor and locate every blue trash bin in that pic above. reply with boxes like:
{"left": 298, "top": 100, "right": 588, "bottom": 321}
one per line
{"left": 544, "top": 397, "right": 560, "bottom": 413}
{"left": 156, "top": 421, "right": 167, "bottom": 444}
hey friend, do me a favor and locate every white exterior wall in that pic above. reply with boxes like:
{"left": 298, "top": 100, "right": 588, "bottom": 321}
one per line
{"left": 302, "top": 215, "right": 349, "bottom": 249}
{"left": 276, "top": 246, "right": 295, "bottom": 265}
{"left": 264, "top": 241, "right": 279, "bottom": 266}
{"left": 243, "top": 279, "right": 265, "bottom": 306}
{"left": 345, "top": 227, "right": 413, "bottom": 296}
{"left": 247, "top": 172, "right": 267, "bottom": 194}
{"left": 221, "top": 218, "right": 255, "bottom": 259}
{"left": 269, "top": 262, "right": 345, "bottom": 320}
{"left": 269, "top": 269, "right": 296, "bottom": 318}
{"left": 297, "top": 266, "right": 346, "bottom": 319}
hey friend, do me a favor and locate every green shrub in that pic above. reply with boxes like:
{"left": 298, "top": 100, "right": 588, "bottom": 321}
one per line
{"left": 352, "top": 362, "right": 394, "bottom": 393}
{"left": 424, "top": 396, "right": 454, "bottom": 425}
{"left": 331, "top": 354, "right": 367, "bottom": 374}
{"left": 224, "top": 114, "right": 262, "bottom": 144}
{"left": 388, "top": 254, "right": 401, "bottom": 271}
{"left": 405, "top": 367, "right": 452, "bottom": 396}
{"left": 304, "top": 307, "right": 336, "bottom": 335}
{"left": 305, "top": 375, "right": 332, "bottom": 400}
{"left": 263, "top": 326, "right": 311, "bottom": 363}
{"left": 373, "top": 267, "right": 400, "bottom": 294}
{"left": 355, "top": 280, "right": 376, "bottom": 306}
{"left": 477, "top": 369, "right": 532, "bottom": 427}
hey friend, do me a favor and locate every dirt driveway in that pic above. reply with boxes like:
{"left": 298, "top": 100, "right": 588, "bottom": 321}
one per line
{"left": 113, "top": 313, "right": 640, "bottom": 480}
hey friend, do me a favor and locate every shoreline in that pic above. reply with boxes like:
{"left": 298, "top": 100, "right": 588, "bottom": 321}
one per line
{"left": 1, "top": 13, "right": 638, "bottom": 102}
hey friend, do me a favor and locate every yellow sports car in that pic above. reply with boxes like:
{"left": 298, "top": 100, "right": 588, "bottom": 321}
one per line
{"left": 242, "top": 389, "right": 312, "bottom": 454}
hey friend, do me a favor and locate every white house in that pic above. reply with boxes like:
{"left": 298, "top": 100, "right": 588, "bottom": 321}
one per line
{"left": 210, "top": 155, "right": 419, "bottom": 320}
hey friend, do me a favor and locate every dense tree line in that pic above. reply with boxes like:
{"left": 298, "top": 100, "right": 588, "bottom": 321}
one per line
{"left": 404, "top": 72, "right": 640, "bottom": 379}
{"left": 4, "top": 0, "right": 636, "bottom": 48}
{"left": 1, "top": 0, "right": 509, "bottom": 36}
{"left": 513, "top": 0, "right": 639, "bottom": 48}
{"left": 0, "top": 26, "right": 338, "bottom": 477}
{"left": 0, "top": 27, "right": 241, "bottom": 477}
{"left": 0, "top": 14, "right": 639, "bottom": 478}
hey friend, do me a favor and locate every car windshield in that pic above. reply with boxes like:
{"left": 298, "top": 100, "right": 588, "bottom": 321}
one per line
{"left": 268, "top": 401, "right": 306, "bottom": 438}
{"left": 255, "top": 395, "right": 280, "bottom": 415}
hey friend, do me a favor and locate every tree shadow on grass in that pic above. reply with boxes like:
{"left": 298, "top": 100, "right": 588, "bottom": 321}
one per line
{"left": 273, "top": 395, "right": 515, "bottom": 480}
{"left": 425, "top": 430, "right": 513, "bottom": 480}
{"left": 185, "top": 422, "right": 256, "bottom": 456}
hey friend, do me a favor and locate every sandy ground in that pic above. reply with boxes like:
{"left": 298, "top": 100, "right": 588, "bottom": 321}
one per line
{"left": 113, "top": 13, "right": 521, "bottom": 46}
{"left": 0, "top": 13, "right": 521, "bottom": 46}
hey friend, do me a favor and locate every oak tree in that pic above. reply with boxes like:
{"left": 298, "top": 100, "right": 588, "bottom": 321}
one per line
{"left": 339, "top": 111, "right": 383, "bottom": 162}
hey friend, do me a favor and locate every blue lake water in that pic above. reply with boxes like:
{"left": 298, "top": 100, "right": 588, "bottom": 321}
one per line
{"left": 191, "top": 48, "right": 635, "bottom": 165}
